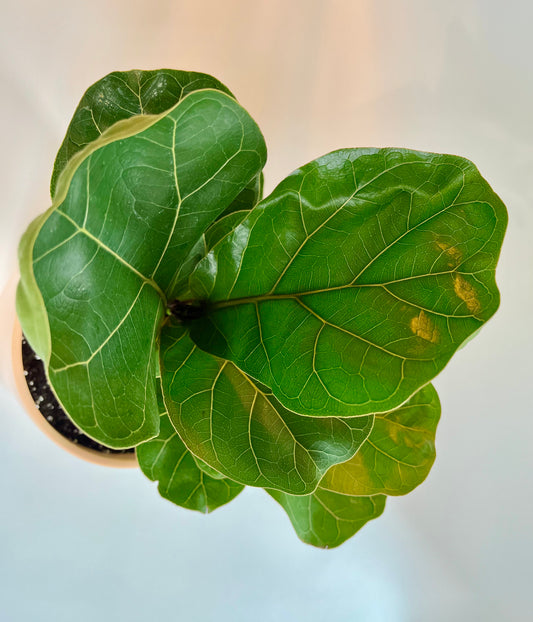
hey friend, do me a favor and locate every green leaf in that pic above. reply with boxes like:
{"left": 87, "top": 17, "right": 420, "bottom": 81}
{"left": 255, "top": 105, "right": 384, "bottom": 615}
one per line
{"left": 267, "top": 488, "right": 386, "bottom": 549}
{"left": 17, "top": 89, "right": 266, "bottom": 448}
{"left": 267, "top": 384, "right": 439, "bottom": 547}
{"left": 321, "top": 383, "right": 440, "bottom": 496}
{"left": 137, "top": 385, "right": 244, "bottom": 513}
{"left": 192, "top": 456, "right": 227, "bottom": 480}
{"left": 170, "top": 210, "right": 254, "bottom": 300}
{"left": 51, "top": 69, "right": 231, "bottom": 197}
{"left": 204, "top": 210, "right": 252, "bottom": 250}
{"left": 173, "top": 173, "right": 264, "bottom": 296}
{"left": 188, "top": 148, "right": 507, "bottom": 418}
{"left": 217, "top": 171, "right": 264, "bottom": 218}
{"left": 50, "top": 69, "right": 263, "bottom": 238}
{"left": 159, "top": 323, "right": 374, "bottom": 494}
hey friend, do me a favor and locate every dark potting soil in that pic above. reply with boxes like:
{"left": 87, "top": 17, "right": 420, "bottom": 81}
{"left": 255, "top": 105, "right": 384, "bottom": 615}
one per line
{"left": 22, "top": 336, "right": 134, "bottom": 455}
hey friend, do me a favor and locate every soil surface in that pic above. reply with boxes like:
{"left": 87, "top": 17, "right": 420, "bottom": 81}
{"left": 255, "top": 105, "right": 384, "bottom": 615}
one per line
{"left": 22, "top": 336, "right": 134, "bottom": 455}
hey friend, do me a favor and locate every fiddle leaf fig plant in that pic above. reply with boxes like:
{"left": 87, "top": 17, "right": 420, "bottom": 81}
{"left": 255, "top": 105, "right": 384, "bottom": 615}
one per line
{"left": 16, "top": 69, "right": 507, "bottom": 548}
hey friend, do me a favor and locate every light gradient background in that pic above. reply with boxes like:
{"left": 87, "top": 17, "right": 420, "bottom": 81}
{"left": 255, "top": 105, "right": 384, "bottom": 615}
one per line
{"left": 1, "top": 1, "right": 532, "bottom": 620}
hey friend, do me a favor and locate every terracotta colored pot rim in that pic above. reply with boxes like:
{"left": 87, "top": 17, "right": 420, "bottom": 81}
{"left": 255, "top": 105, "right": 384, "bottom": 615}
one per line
{"left": 11, "top": 318, "right": 138, "bottom": 469}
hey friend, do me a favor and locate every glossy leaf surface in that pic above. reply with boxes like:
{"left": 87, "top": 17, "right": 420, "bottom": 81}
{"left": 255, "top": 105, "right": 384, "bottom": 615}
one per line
{"left": 17, "top": 89, "right": 266, "bottom": 447}
{"left": 170, "top": 210, "right": 252, "bottom": 300}
{"left": 189, "top": 148, "right": 507, "bottom": 418}
{"left": 51, "top": 69, "right": 230, "bottom": 197}
{"left": 159, "top": 324, "right": 374, "bottom": 494}
{"left": 50, "top": 69, "right": 263, "bottom": 224}
{"left": 321, "top": 383, "right": 440, "bottom": 496}
{"left": 268, "top": 488, "right": 386, "bottom": 549}
{"left": 268, "top": 383, "right": 439, "bottom": 547}
{"left": 137, "top": 387, "right": 244, "bottom": 513}
{"left": 17, "top": 67, "right": 508, "bottom": 547}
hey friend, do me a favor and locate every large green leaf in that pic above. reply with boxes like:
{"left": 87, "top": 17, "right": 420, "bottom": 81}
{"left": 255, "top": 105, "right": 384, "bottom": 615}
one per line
{"left": 50, "top": 69, "right": 263, "bottom": 224}
{"left": 267, "top": 488, "right": 386, "bottom": 549}
{"left": 268, "top": 383, "right": 439, "bottom": 547}
{"left": 188, "top": 148, "right": 507, "bottom": 418}
{"left": 321, "top": 383, "right": 440, "bottom": 496}
{"left": 51, "top": 69, "right": 230, "bottom": 197}
{"left": 159, "top": 323, "right": 374, "bottom": 494}
{"left": 137, "top": 386, "right": 244, "bottom": 513}
{"left": 17, "top": 89, "right": 266, "bottom": 448}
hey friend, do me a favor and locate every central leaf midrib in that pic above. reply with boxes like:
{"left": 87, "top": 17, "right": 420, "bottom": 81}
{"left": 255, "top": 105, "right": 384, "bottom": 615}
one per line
{"left": 208, "top": 282, "right": 471, "bottom": 362}
{"left": 210, "top": 271, "right": 475, "bottom": 315}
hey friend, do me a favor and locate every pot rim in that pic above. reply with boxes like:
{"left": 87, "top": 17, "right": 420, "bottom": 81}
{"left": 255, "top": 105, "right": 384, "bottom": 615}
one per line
{"left": 11, "top": 317, "right": 138, "bottom": 469}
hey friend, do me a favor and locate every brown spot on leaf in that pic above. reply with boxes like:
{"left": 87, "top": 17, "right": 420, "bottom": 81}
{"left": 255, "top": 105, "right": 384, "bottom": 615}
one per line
{"left": 410, "top": 310, "right": 439, "bottom": 343}
{"left": 453, "top": 274, "right": 481, "bottom": 313}
{"left": 436, "top": 240, "right": 462, "bottom": 266}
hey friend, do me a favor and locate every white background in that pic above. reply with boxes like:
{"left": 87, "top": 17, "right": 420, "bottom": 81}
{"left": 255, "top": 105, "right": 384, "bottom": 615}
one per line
{"left": 1, "top": 1, "right": 532, "bottom": 620}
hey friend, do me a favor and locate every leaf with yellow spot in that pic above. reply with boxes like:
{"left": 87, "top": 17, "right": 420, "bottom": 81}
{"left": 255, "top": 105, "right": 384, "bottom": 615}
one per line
{"left": 410, "top": 310, "right": 439, "bottom": 343}
{"left": 321, "top": 384, "right": 440, "bottom": 496}
{"left": 188, "top": 148, "right": 507, "bottom": 419}
{"left": 436, "top": 239, "right": 463, "bottom": 267}
{"left": 266, "top": 383, "right": 440, "bottom": 547}
{"left": 453, "top": 274, "right": 482, "bottom": 314}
